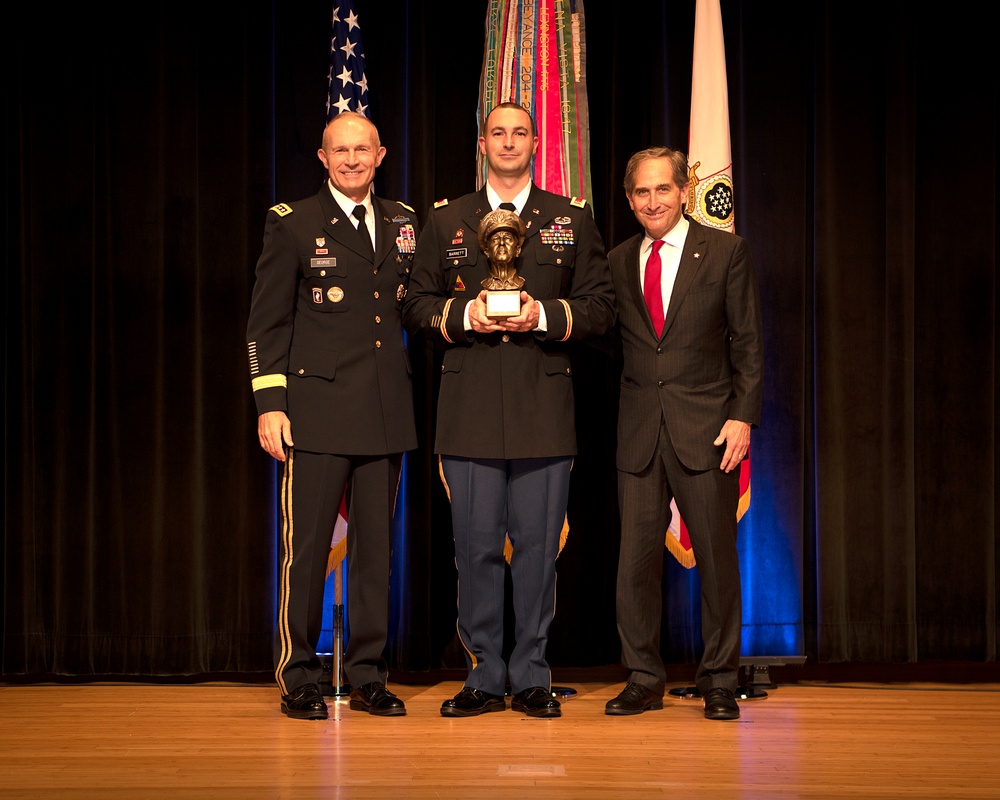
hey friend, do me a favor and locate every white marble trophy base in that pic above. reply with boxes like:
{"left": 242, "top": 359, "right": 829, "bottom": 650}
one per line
{"left": 485, "top": 289, "right": 521, "bottom": 319}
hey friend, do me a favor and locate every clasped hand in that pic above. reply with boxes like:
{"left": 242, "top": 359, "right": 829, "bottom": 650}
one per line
{"left": 468, "top": 290, "right": 539, "bottom": 334}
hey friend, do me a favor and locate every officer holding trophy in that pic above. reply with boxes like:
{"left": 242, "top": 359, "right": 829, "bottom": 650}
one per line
{"left": 403, "top": 102, "right": 615, "bottom": 718}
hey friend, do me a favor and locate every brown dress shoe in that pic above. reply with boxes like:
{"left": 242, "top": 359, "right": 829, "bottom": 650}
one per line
{"left": 349, "top": 681, "right": 406, "bottom": 716}
{"left": 605, "top": 682, "right": 664, "bottom": 716}
{"left": 703, "top": 687, "right": 740, "bottom": 720}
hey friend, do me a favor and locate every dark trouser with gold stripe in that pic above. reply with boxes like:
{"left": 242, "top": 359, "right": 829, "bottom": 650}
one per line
{"left": 274, "top": 448, "right": 402, "bottom": 696}
{"left": 441, "top": 455, "right": 571, "bottom": 696}
{"left": 616, "top": 418, "right": 742, "bottom": 696}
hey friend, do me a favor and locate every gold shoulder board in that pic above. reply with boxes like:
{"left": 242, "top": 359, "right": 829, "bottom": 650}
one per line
{"left": 269, "top": 203, "right": 294, "bottom": 217}
{"left": 570, "top": 197, "right": 586, "bottom": 208}
{"left": 433, "top": 198, "right": 449, "bottom": 208}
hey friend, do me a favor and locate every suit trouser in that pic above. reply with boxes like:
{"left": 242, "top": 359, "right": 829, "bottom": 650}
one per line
{"left": 441, "top": 456, "right": 572, "bottom": 696}
{"left": 274, "top": 448, "right": 402, "bottom": 695}
{"left": 616, "top": 418, "right": 741, "bottom": 695}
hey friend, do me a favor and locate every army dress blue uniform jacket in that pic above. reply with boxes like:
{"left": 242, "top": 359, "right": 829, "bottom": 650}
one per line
{"left": 247, "top": 187, "right": 418, "bottom": 456}
{"left": 402, "top": 185, "right": 615, "bottom": 459}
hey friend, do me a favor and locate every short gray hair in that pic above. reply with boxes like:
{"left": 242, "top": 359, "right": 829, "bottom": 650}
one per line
{"left": 623, "top": 147, "right": 688, "bottom": 195}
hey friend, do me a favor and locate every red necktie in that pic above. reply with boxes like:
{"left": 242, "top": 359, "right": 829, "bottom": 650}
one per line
{"left": 643, "top": 239, "right": 665, "bottom": 336}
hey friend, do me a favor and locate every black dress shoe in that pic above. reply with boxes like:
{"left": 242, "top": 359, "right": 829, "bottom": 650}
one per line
{"left": 441, "top": 686, "right": 506, "bottom": 717}
{"left": 605, "top": 682, "right": 664, "bottom": 716}
{"left": 349, "top": 681, "right": 406, "bottom": 716}
{"left": 703, "top": 687, "right": 740, "bottom": 720}
{"left": 512, "top": 687, "right": 561, "bottom": 718}
{"left": 280, "top": 683, "right": 329, "bottom": 720}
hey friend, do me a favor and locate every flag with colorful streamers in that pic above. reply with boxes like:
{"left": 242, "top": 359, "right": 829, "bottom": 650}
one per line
{"left": 476, "top": 0, "right": 592, "bottom": 204}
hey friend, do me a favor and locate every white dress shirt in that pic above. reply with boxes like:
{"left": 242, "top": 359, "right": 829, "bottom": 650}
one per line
{"left": 327, "top": 180, "right": 375, "bottom": 250}
{"left": 640, "top": 216, "right": 689, "bottom": 319}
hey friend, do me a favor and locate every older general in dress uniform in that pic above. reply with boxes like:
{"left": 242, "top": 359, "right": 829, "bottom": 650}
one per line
{"left": 246, "top": 112, "right": 418, "bottom": 719}
{"left": 403, "top": 103, "right": 615, "bottom": 718}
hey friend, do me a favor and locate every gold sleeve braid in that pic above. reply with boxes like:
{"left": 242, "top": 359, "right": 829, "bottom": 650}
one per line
{"left": 440, "top": 297, "right": 456, "bottom": 344}
{"left": 557, "top": 299, "right": 573, "bottom": 341}
{"left": 252, "top": 374, "right": 288, "bottom": 392}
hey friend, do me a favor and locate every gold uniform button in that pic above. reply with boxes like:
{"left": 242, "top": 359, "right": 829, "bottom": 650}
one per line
{"left": 555, "top": 258, "right": 562, "bottom": 265}
{"left": 374, "top": 291, "right": 380, "bottom": 299}
{"left": 375, "top": 315, "right": 381, "bottom": 323}
{"left": 501, "top": 334, "right": 510, "bottom": 343}
{"left": 453, "top": 259, "right": 459, "bottom": 266}
{"left": 320, "top": 269, "right": 327, "bottom": 277}
{"left": 298, "top": 368, "right": 305, "bottom": 375}
{"left": 375, "top": 340, "right": 382, "bottom": 348}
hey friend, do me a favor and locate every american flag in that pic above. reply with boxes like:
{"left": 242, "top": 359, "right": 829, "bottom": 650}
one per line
{"left": 324, "top": 1, "right": 369, "bottom": 580}
{"left": 326, "top": 0, "right": 369, "bottom": 121}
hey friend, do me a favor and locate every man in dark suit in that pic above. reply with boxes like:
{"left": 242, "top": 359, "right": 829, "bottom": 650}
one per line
{"left": 605, "top": 147, "right": 763, "bottom": 721}
{"left": 246, "top": 112, "right": 418, "bottom": 719}
{"left": 403, "top": 103, "right": 615, "bottom": 718}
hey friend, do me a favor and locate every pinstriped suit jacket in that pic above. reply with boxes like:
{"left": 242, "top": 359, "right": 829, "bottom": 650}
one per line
{"left": 609, "top": 217, "right": 763, "bottom": 474}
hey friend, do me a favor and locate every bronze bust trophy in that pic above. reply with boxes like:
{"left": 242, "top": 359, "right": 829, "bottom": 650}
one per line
{"left": 478, "top": 208, "right": 527, "bottom": 318}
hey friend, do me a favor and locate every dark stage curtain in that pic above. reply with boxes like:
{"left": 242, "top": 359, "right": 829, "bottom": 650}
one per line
{"left": 4, "top": 4, "right": 280, "bottom": 674}
{"left": 4, "top": 1, "right": 995, "bottom": 678}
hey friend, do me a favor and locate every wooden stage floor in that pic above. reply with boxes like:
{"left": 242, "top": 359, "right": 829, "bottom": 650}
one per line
{"left": 2, "top": 679, "right": 999, "bottom": 799}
